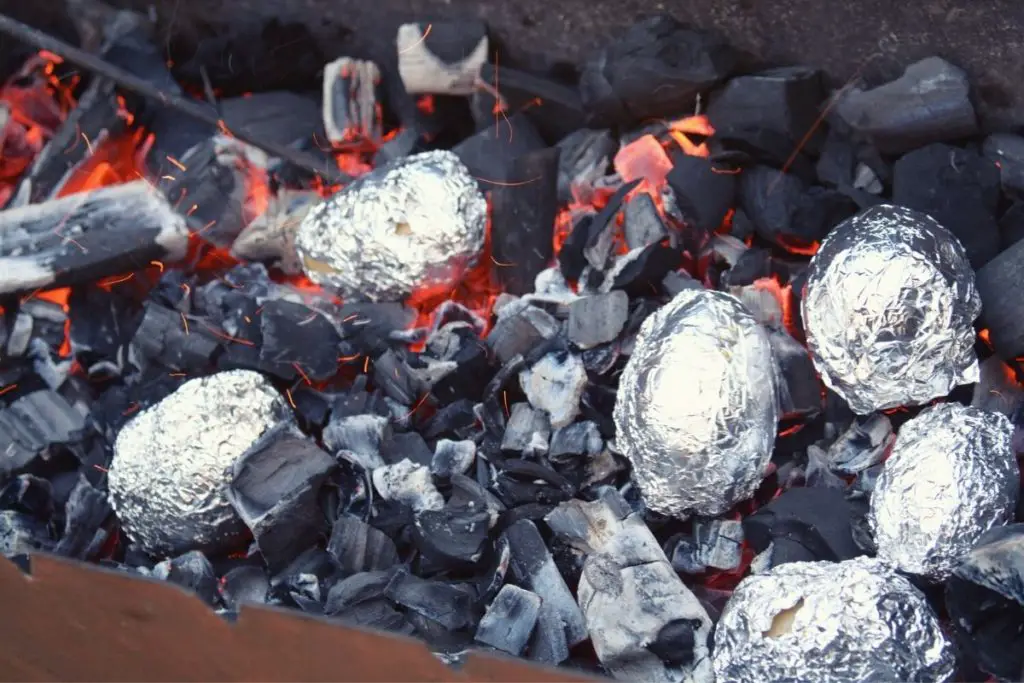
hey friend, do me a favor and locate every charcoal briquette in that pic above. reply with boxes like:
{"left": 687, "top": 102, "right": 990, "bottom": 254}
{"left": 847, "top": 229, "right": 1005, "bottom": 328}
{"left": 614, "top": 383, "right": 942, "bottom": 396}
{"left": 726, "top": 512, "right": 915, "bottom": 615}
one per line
{"left": 430, "top": 439, "right": 476, "bottom": 478}
{"left": 218, "top": 565, "right": 270, "bottom": 610}
{"left": 54, "top": 475, "right": 111, "bottom": 560}
{"left": 326, "top": 515, "right": 400, "bottom": 575}
{"left": 567, "top": 291, "right": 628, "bottom": 349}
{"left": 153, "top": 550, "right": 219, "bottom": 607}
{"left": 474, "top": 584, "right": 542, "bottom": 656}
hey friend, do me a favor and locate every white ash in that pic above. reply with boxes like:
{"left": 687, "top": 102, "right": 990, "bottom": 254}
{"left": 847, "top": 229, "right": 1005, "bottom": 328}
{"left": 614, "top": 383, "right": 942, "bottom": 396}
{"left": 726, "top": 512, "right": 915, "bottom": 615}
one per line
{"left": 372, "top": 459, "right": 444, "bottom": 512}
{"left": 431, "top": 439, "right": 476, "bottom": 478}
{"left": 501, "top": 403, "right": 551, "bottom": 457}
{"left": 323, "top": 414, "right": 390, "bottom": 470}
{"left": 519, "top": 350, "right": 587, "bottom": 428}
{"left": 692, "top": 519, "right": 744, "bottom": 571}
{"left": 534, "top": 267, "right": 578, "bottom": 299}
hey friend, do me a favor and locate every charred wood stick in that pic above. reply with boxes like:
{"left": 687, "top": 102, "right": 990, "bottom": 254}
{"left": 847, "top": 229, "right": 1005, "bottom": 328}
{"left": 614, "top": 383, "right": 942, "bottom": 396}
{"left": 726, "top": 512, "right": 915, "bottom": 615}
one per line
{"left": 0, "top": 180, "right": 189, "bottom": 295}
{"left": 0, "top": 13, "right": 347, "bottom": 185}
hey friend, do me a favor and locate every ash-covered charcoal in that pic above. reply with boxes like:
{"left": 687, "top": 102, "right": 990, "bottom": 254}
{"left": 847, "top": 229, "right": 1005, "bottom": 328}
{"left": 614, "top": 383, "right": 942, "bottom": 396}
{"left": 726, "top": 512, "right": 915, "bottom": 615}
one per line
{"left": 665, "top": 154, "right": 736, "bottom": 237}
{"left": 323, "top": 414, "right": 390, "bottom": 470}
{"left": 833, "top": 56, "right": 977, "bottom": 155}
{"left": 53, "top": 475, "right": 111, "bottom": 560}
{"left": 488, "top": 301, "right": 560, "bottom": 365}
{"left": 490, "top": 148, "right": 560, "bottom": 296}
{"left": 385, "top": 566, "right": 476, "bottom": 631}
{"left": 0, "top": 181, "right": 189, "bottom": 296}
{"left": 604, "top": 244, "right": 684, "bottom": 297}
{"left": 801, "top": 205, "right": 981, "bottom": 414}
{"left": 692, "top": 518, "right": 744, "bottom": 571}
{"left": 615, "top": 289, "right": 779, "bottom": 518}
{"left": 983, "top": 132, "right": 1024, "bottom": 194}
{"left": 413, "top": 491, "right": 491, "bottom": 566}
{"left": 257, "top": 299, "right": 341, "bottom": 382}
{"left": 624, "top": 193, "right": 668, "bottom": 250}
{"left": 503, "top": 520, "right": 587, "bottom": 652}
{"left": 892, "top": 143, "right": 1001, "bottom": 268}
{"left": 579, "top": 14, "right": 736, "bottom": 127}
{"left": 738, "top": 166, "right": 857, "bottom": 250}
{"left": 226, "top": 424, "right": 337, "bottom": 572}
{"left": 108, "top": 370, "right": 291, "bottom": 557}
{"left": 556, "top": 129, "right": 615, "bottom": 203}
{"left": 946, "top": 524, "right": 1024, "bottom": 680}
{"left": 152, "top": 550, "right": 219, "bottom": 607}
{"left": 567, "top": 291, "right": 629, "bottom": 349}
{"left": 707, "top": 67, "right": 824, "bottom": 164}
{"left": 0, "top": 510, "right": 52, "bottom": 558}
{"left": 713, "top": 557, "right": 956, "bottom": 683}
{"left": 474, "top": 585, "right": 542, "bottom": 658}
{"left": 218, "top": 565, "right": 270, "bottom": 611}
{"left": 326, "top": 515, "right": 400, "bottom": 575}
{"left": 743, "top": 487, "right": 866, "bottom": 569}
{"left": 130, "top": 302, "right": 221, "bottom": 373}
{"left": 825, "top": 413, "right": 894, "bottom": 475}
{"left": 582, "top": 179, "right": 641, "bottom": 273}
{"left": 549, "top": 421, "right": 603, "bottom": 463}
{"left": 430, "top": 439, "right": 476, "bottom": 479}
{"left": 501, "top": 403, "right": 551, "bottom": 457}
{"left": 372, "top": 459, "right": 444, "bottom": 513}
{"left": 395, "top": 21, "right": 487, "bottom": 97}
{"left": 322, "top": 57, "right": 382, "bottom": 145}
{"left": 230, "top": 190, "right": 319, "bottom": 275}
{"left": 0, "top": 389, "right": 88, "bottom": 476}
{"left": 296, "top": 150, "right": 486, "bottom": 302}
{"left": 519, "top": 349, "right": 587, "bottom": 429}
{"left": 869, "top": 403, "right": 1018, "bottom": 581}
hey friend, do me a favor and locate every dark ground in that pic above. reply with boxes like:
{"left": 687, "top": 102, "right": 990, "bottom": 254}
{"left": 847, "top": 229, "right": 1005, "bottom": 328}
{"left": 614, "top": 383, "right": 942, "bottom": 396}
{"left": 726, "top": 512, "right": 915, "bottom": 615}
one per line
{"left": 2, "top": 0, "right": 1024, "bottom": 128}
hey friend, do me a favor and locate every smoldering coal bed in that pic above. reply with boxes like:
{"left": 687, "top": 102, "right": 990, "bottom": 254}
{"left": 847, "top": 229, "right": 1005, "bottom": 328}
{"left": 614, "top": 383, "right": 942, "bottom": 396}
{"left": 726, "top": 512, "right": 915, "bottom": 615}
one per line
{"left": 1, "top": 2, "right": 1024, "bottom": 682}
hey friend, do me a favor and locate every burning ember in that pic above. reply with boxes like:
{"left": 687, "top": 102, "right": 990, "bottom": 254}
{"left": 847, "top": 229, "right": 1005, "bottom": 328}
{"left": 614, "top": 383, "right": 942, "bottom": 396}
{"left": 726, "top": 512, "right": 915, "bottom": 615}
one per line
{"left": 0, "top": 6, "right": 1023, "bottom": 683}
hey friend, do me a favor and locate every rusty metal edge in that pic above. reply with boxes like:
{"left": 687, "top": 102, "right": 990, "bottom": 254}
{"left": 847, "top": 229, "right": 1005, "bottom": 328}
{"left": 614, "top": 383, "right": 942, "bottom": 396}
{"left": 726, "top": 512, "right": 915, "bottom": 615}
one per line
{"left": 0, "top": 552, "right": 602, "bottom": 682}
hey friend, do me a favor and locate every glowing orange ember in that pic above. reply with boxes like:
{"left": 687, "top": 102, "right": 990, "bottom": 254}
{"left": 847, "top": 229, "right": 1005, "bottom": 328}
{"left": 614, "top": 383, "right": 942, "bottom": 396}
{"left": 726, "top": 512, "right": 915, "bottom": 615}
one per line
{"left": 615, "top": 134, "right": 673, "bottom": 188}
{"left": 776, "top": 234, "right": 821, "bottom": 257}
{"left": 752, "top": 276, "right": 798, "bottom": 338}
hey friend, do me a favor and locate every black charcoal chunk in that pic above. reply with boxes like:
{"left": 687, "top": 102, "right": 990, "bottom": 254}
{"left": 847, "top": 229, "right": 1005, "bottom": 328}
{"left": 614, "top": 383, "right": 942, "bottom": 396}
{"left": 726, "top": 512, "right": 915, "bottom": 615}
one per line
{"left": 475, "top": 64, "right": 585, "bottom": 143}
{"left": 892, "top": 143, "right": 1001, "bottom": 268}
{"left": 983, "top": 133, "right": 1024, "bottom": 194}
{"left": 474, "top": 584, "right": 541, "bottom": 655}
{"left": 549, "top": 421, "right": 603, "bottom": 462}
{"left": 558, "top": 213, "right": 593, "bottom": 282}
{"left": 372, "top": 459, "right": 444, "bottom": 512}
{"left": 707, "top": 67, "right": 825, "bottom": 163}
{"left": 371, "top": 349, "right": 419, "bottom": 405}
{"left": 154, "top": 550, "right": 219, "bottom": 606}
{"left": 1000, "top": 201, "right": 1024, "bottom": 249}
{"left": 0, "top": 474, "right": 54, "bottom": 520}
{"left": 323, "top": 414, "right": 390, "bottom": 469}
{"left": 739, "top": 165, "right": 857, "bottom": 249}
{"left": 227, "top": 425, "right": 337, "bottom": 572}
{"left": 54, "top": 475, "right": 111, "bottom": 560}
{"left": 768, "top": 329, "right": 822, "bottom": 418}
{"left": 431, "top": 439, "right": 476, "bottom": 478}
{"left": 579, "top": 14, "right": 736, "bottom": 127}
{"left": 743, "top": 487, "right": 866, "bottom": 568}
{"left": 327, "top": 515, "right": 400, "bottom": 575}
{"left": 324, "top": 569, "right": 394, "bottom": 614}
{"left": 218, "top": 565, "right": 270, "bottom": 610}
{"left": 826, "top": 413, "right": 894, "bottom": 475}
{"left": 665, "top": 154, "right": 736, "bottom": 236}
{"left": 833, "top": 57, "right": 977, "bottom": 155}
{"left": 487, "top": 305, "right": 559, "bottom": 365}
{"left": 490, "top": 148, "right": 560, "bottom": 296}
{"left": 132, "top": 303, "right": 220, "bottom": 372}
{"left": 335, "top": 598, "right": 414, "bottom": 634}
{"left": 385, "top": 567, "right": 475, "bottom": 630}
{"left": 0, "top": 510, "right": 50, "bottom": 557}
{"left": 413, "top": 501, "right": 490, "bottom": 565}
{"left": 501, "top": 403, "right": 551, "bottom": 456}
{"left": 607, "top": 244, "right": 683, "bottom": 296}
{"left": 380, "top": 431, "right": 433, "bottom": 468}
{"left": 568, "top": 291, "right": 629, "bottom": 349}
{"left": 423, "top": 399, "right": 478, "bottom": 441}
{"left": 453, "top": 114, "right": 546, "bottom": 188}
{"left": 585, "top": 179, "right": 642, "bottom": 271}
{"left": 258, "top": 300, "right": 341, "bottom": 382}
{"left": 556, "top": 129, "right": 615, "bottom": 203}
{"left": 946, "top": 524, "right": 1024, "bottom": 680}
{"left": 0, "top": 389, "right": 87, "bottom": 475}
{"left": 624, "top": 193, "right": 668, "bottom": 250}
{"left": 977, "top": 239, "right": 1024, "bottom": 360}
{"left": 503, "top": 520, "right": 587, "bottom": 647}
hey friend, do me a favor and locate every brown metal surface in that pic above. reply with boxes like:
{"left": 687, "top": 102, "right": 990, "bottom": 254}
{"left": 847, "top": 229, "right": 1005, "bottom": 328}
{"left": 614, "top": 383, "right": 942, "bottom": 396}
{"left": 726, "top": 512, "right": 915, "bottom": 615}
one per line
{"left": 0, "top": 552, "right": 598, "bottom": 682}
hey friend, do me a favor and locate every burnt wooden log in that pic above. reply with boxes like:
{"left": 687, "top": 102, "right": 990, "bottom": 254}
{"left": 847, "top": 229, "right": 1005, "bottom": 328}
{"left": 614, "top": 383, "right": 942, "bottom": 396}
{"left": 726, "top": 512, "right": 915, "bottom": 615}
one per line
{"left": 0, "top": 181, "right": 189, "bottom": 295}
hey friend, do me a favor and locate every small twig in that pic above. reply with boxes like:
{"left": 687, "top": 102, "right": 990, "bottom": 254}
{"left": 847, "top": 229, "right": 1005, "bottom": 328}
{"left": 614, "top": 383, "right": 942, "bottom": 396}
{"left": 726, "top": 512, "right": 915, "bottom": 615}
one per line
{"left": 0, "top": 12, "right": 347, "bottom": 184}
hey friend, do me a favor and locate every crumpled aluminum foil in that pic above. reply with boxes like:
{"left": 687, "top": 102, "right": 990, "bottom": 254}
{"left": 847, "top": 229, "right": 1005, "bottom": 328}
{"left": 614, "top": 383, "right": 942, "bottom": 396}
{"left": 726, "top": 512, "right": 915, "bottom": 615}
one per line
{"left": 801, "top": 204, "right": 980, "bottom": 415}
{"left": 869, "top": 402, "right": 1018, "bottom": 581}
{"left": 613, "top": 288, "right": 779, "bottom": 518}
{"left": 108, "top": 370, "right": 290, "bottom": 556}
{"left": 295, "top": 150, "right": 487, "bottom": 302}
{"left": 713, "top": 556, "right": 956, "bottom": 683}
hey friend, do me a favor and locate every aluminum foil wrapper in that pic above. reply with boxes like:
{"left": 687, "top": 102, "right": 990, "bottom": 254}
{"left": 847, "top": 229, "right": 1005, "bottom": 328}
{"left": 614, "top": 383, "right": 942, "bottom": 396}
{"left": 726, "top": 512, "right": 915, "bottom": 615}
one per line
{"left": 613, "top": 289, "right": 780, "bottom": 518}
{"left": 713, "top": 556, "right": 956, "bottom": 683}
{"left": 295, "top": 150, "right": 487, "bottom": 302}
{"left": 801, "top": 204, "right": 980, "bottom": 414}
{"left": 108, "top": 370, "right": 290, "bottom": 556}
{"left": 869, "top": 402, "right": 1018, "bottom": 580}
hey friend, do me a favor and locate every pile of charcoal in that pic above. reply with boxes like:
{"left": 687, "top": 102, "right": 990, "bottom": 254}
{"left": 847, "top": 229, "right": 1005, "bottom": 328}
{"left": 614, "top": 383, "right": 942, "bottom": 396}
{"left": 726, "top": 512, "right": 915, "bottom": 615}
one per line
{"left": 1, "top": 4, "right": 1023, "bottom": 682}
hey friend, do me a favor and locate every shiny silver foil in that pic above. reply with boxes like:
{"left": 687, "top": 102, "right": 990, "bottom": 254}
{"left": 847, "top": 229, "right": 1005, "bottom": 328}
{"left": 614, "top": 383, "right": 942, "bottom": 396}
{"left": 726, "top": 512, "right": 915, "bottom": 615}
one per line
{"left": 613, "top": 289, "right": 780, "bottom": 518}
{"left": 108, "top": 370, "right": 290, "bottom": 556}
{"left": 295, "top": 150, "right": 487, "bottom": 302}
{"left": 801, "top": 204, "right": 980, "bottom": 414}
{"left": 869, "top": 402, "right": 1018, "bottom": 580}
{"left": 713, "top": 556, "right": 956, "bottom": 683}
